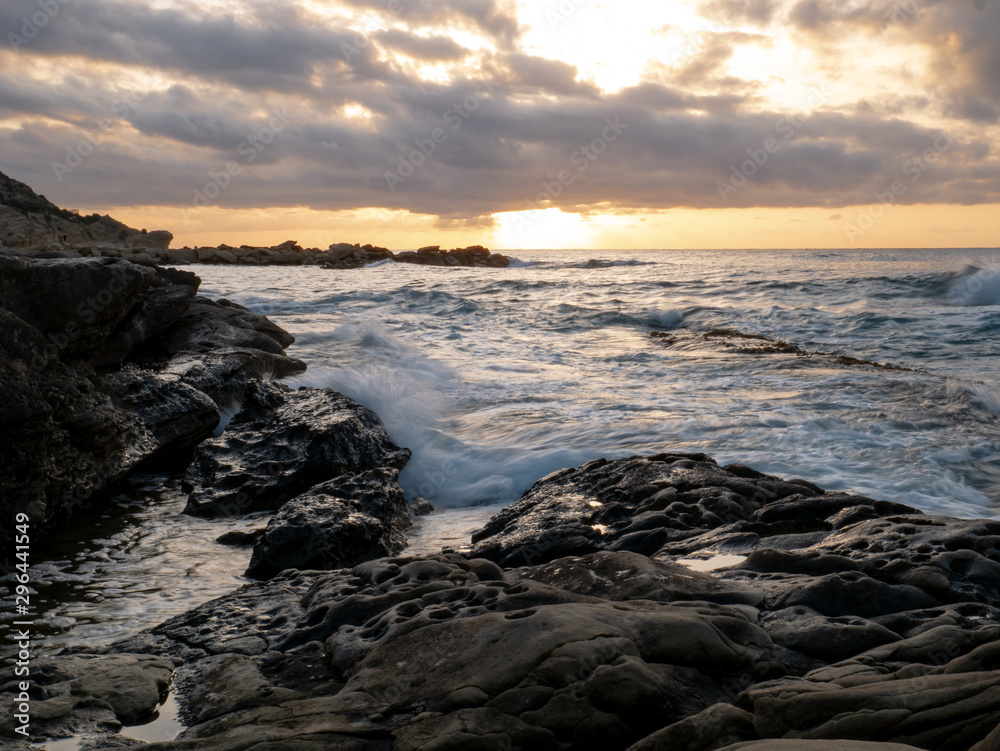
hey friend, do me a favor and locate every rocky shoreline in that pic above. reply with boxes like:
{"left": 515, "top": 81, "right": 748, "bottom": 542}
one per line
{"left": 2, "top": 255, "right": 1000, "bottom": 750}
{"left": 1, "top": 170, "right": 513, "bottom": 269}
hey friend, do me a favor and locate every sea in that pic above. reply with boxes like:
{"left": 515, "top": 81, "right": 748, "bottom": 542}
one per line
{"left": 12, "top": 247, "right": 1000, "bottom": 666}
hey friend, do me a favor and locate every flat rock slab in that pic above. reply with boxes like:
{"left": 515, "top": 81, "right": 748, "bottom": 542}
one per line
{"left": 183, "top": 381, "right": 410, "bottom": 517}
{"left": 0, "top": 654, "right": 173, "bottom": 743}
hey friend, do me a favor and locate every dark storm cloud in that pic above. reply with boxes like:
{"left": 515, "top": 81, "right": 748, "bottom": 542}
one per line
{"left": 1, "top": 0, "right": 999, "bottom": 222}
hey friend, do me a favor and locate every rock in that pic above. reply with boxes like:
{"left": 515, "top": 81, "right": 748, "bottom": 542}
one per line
{"left": 105, "top": 554, "right": 777, "bottom": 750}
{"left": 760, "top": 606, "right": 900, "bottom": 663}
{"left": 98, "top": 365, "right": 220, "bottom": 454}
{"left": 0, "top": 307, "right": 152, "bottom": 550}
{"left": 0, "top": 255, "right": 156, "bottom": 358}
{"left": 469, "top": 453, "right": 814, "bottom": 567}
{"left": 512, "top": 550, "right": 763, "bottom": 606}
{"left": 183, "top": 381, "right": 410, "bottom": 517}
{"left": 165, "top": 247, "right": 198, "bottom": 264}
{"left": 0, "top": 253, "right": 304, "bottom": 554}
{"left": 743, "top": 642, "right": 1000, "bottom": 750}
{"left": 214, "top": 249, "right": 238, "bottom": 264}
{"left": 0, "top": 654, "right": 173, "bottom": 742}
{"left": 718, "top": 743, "right": 927, "bottom": 751}
{"left": 626, "top": 703, "right": 757, "bottom": 751}
{"left": 245, "top": 467, "right": 410, "bottom": 580}
{"left": 148, "top": 297, "right": 295, "bottom": 358}
{"left": 162, "top": 349, "right": 306, "bottom": 409}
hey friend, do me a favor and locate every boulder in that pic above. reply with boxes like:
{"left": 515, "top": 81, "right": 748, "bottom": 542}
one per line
{"left": 165, "top": 247, "right": 198, "bottom": 264}
{"left": 183, "top": 381, "right": 410, "bottom": 517}
{"left": 245, "top": 467, "right": 410, "bottom": 579}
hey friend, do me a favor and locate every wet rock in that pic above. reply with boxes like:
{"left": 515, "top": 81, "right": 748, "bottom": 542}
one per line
{"left": 0, "top": 255, "right": 156, "bottom": 358}
{"left": 0, "top": 308, "right": 155, "bottom": 545}
{"left": 626, "top": 703, "right": 757, "bottom": 751}
{"left": 98, "top": 365, "right": 220, "bottom": 453}
{"left": 469, "top": 454, "right": 815, "bottom": 567}
{"left": 107, "top": 553, "right": 777, "bottom": 751}
{"left": 718, "top": 743, "right": 926, "bottom": 751}
{"left": 511, "top": 550, "right": 763, "bottom": 606}
{"left": 162, "top": 349, "right": 306, "bottom": 410}
{"left": 146, "top": 297, "right": 294, "bottom": 358}
{"left": 0, "top": 654, "right": 173, "bottom": 742}
{"left": 183, "top": 381, "right": 410, "bottom": 517}
{"left": 245, "top": 467, "right": 410, "bottom": 580}
{"left": 0, "top": 253, "right": 305, "bottom": 554}
{"left": 760, "top": 607, "right": 900, "bottom": 663}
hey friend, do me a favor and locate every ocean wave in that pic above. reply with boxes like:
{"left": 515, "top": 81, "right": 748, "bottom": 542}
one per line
{"left": 563, "top": 258, "right": 658, "bottom": 269}
{"left": 943, "top": 265, "right": 1000, "bottom": 306}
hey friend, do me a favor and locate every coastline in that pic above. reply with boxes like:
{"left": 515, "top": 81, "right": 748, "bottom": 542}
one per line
{"left": 2, "top": 253, "right": 1000, "bottom": 750}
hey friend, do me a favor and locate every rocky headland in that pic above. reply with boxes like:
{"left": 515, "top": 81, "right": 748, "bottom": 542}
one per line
{"left": 1, "top": 170, "right": 512, "bottom": 269}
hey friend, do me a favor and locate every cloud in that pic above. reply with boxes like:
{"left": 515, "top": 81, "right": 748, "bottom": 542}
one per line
{"left": 0, "top": 0, "right": 998, "bottom": 225}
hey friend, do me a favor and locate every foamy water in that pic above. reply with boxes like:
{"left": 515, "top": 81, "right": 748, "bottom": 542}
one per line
{"left": 11, "top": 248, "right": 1000, "bottom": 664}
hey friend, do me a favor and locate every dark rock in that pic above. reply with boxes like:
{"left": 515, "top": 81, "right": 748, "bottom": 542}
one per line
{"left": 105, "top": 553, "right": 776, "bottom": 750}
{"left": 743, "top": 638, "right": 1000, "bottom": 750}
{"left": 0, "top": 654, "right": 173, "bottom": 742}
{"left": 626, "top": 703, "right": 757, "bottom": 751}
{"left": 512, "top": 550, "right": 763, "bottom": 606}
{"left": 761, "top": 606, "right": 900, "bottom": 663}
{"left": 216, "top": 529, "right": 265, "bottom": 547}
{"left": 162, "top": 349, "right": 306, "bottom": 409}
{"left": 98, "top": 365, "right": 220, "bottom": 453}
{"left": 183, "top": 381, "right": 410, "bottom": 517}
{"left": 0, "top": 308, "right": 154, "bottom": 545}
{"left": 245, "top": 467, "right": 409, "bottom": 580}
{"left": 0, "top": 255, "right": 155, "bottom": 358}
{"left": 0, "top": 253, "right": 307, "bottom": 554}
{"left": 145, "top": 296, "right": 294, "bottom": 358}
{"left": 469, "top": 455, "right": 813, "bottom": 567}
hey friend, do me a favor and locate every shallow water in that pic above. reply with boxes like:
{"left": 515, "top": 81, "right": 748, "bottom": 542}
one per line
{"left": 9, "top": 247, "right": 1000, "bottom": 670}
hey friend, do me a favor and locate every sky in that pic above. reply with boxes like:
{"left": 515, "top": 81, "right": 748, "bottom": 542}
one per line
{"left": 1, "top": 0, "right": 999, "bottom": 250}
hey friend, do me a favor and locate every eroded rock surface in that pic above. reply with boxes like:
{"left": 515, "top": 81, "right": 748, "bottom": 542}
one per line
{"left": 6, "top": 453, "right": 1000, "bottom": 750}
{"left": 183, "top": 382, "right": 410, "bottom": 518}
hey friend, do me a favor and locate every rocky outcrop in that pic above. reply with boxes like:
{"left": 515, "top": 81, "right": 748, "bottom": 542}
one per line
{"left": 245, "top": 467, "right": 410, "bottom": 580}
{"left": 1, "top": 170, "right": 171, "bottom": 252}
{"left": 183, "top": 381, "right": 410, "bottom": 518}
{"left": 158, "top": 241, "right": 513, "bottom": 269}
{"left": 394, "top": 244, "right": 511, "bottom": 268}
{"left": 0, "top": 254, "right": 304, "bottom": 556}
{"left": 10, "top": 452, "right": 1000, "bottom": 750}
